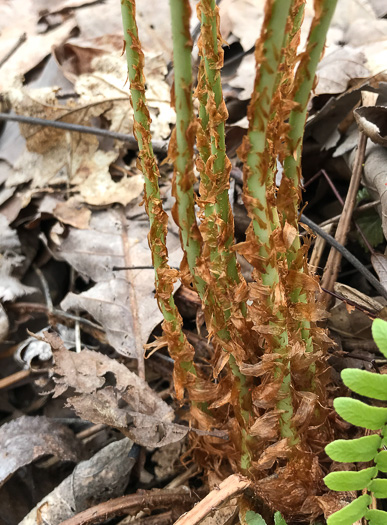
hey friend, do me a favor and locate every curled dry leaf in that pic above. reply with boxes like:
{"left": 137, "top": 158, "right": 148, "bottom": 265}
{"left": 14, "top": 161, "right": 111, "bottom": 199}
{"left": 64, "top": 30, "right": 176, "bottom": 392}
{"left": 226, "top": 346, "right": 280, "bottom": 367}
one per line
{"left": 20, "top": 438, "right": 135, "bottom": 525}
{"left": 371, "top": 253, "right": 387, "bottom": 291}
{"left": 254, "top": 439, "right": 290, "bottom": 470}
{"left": 45, "top": 331, "right": 188, "bottom": 447}
{"left": 255, "top": 454, "right": 323, "bottom": 518}
{"left": 353, "top": 142, "right": 387, "bottom": 239}
{"left": 354, "top": 106, "right": 387, "bottom": 146}
{"left": 368, "top": 0, "right": 387, "bottom": 18}
{"left": 0, "top": 415, "right": 83, "bottom": 488}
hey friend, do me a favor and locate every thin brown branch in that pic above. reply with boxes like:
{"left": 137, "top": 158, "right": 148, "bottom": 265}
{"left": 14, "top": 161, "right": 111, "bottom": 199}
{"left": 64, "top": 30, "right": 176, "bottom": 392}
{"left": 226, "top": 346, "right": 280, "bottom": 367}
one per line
{"left": 173, "top": 474, "right": 250, "bottom": 525}
{"left": 0, "top": 113, "right": 168, "bottom": 153}
{"left": 9, "top": 302, "right": 105, "bottom": 332}
{"left": 59, "top": 489, "right": 205, "bottom": 525}
{"left": 76, "top": 424, "right": 106, "bottom": 441}
{"left": 0, "top": 369, "right": 31, "bottom": 390}
{"left": 320, "top": 132, "right": 368, "bottom": 304}
{"left": 300, "top": 215, "right": 387, "bottom": 299}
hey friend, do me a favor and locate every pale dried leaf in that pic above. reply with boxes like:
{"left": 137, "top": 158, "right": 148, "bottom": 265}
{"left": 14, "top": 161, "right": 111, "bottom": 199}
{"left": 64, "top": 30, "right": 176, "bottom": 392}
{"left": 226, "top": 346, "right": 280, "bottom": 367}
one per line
{"left": 79, "top": 171, "right": 144, "bottom": 207}
{"left": 20, "top": 438, "right": 135, "bottom": 525}
{"left": 51, "top": 205, "right": 182, "bottom": 358}
{"left": 53, "top": 198, "right": 91, "bottom": 229}
{"left": 315, "top": 47, "right": 369, "bottom": 95}
{"left": 0, "top": 304, "right": 9, "bottom": 342}
{"left": 334, "top": 282, "right": 385, "bottom": 314}
{"left": 0, "top": 9, "right": 75, "bottom": 92}
{"left": 73, "top": 0, "right": 175, "bottom": 59}
{"left": 0, "top": 416, "right": 82, "bottom": 487}
{"left": 368, "top": 0, "right": 387, "bottom": 18}
{"left": 371, "top": 253, "right": 387, "bottom": 290}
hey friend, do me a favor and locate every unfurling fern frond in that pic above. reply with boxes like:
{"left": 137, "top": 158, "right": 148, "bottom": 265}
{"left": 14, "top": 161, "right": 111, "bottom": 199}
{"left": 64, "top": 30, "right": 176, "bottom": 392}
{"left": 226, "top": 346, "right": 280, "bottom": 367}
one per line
{"left": 324, "top": 318, "right": 387, "bottom": 525}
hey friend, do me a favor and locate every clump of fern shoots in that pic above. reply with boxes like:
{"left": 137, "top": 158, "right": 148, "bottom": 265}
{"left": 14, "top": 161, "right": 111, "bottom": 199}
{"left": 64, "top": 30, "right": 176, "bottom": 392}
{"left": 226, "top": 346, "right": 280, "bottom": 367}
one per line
{"left": 120, "top": 0, "right": 337, "bottom": 520}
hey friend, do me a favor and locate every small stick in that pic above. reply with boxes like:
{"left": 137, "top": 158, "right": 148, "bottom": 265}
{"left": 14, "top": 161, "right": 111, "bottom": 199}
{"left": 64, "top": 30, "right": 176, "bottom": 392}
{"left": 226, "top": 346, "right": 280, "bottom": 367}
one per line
{"left": 9, "top": 302, "right": 104, "bottom": 332}
{"left": 59, "top": 489, "right": 205, "bottom": 525}
{"left": 309, "top": 223, "right": 333, "bottom": 272}
{"left": 173, "top": 474, "right": 250, "bottom": 525}
{"left": 320, "top": 132, "right": 368, "bottom": 302}
{"left": 166, "top": 464, "right": 200, "bottom": 489}
{"left": 0, "top": 113, "right": 167, "bottom": 153}
{"left": 76, "top": 423, "right": 106, "bottom": 440}
{"left": 0, "top": 369, "right": 31, "bottom": 390}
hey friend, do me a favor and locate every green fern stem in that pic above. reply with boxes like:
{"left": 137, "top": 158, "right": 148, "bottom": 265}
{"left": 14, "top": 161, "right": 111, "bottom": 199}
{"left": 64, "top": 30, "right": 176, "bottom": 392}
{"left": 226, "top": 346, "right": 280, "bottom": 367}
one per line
{"left": 240, "top": 0, "right": 298, "bottom": 443}
{"left": 279, "top": 0, "right": 338, "bottom": 361}
{"left": 120, "top": 0, "right": 196, "bottom": 395}
{"left": 169, "top": 0, "right": 207, "bottom": 300}
{"left": 282, "top": 0, "right": 338, "bottom": 246}
{"left": 169, "top": 0, "right": 253, "bottom": 469}
{"left": 197, "top": 0, "right": 241, "bottom": 288}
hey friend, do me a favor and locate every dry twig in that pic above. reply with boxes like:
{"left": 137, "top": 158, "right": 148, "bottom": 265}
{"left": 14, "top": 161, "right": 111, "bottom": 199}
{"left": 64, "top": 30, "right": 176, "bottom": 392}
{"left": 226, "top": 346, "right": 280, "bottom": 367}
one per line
{"left": 59, "top": 489, "right": 205, "bottom": 525}
{"left": 173, "top": 474, "right": 250, "bottom": 525}
{"left": 320, "top": 132, "right": 368, "bottom": 304}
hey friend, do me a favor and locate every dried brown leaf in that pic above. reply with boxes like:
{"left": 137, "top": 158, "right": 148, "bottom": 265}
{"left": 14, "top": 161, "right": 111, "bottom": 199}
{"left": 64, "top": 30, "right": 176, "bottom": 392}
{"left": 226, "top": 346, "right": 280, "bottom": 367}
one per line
{"left": 315, "top": 47, "right": 369, "bottom": 95}
{"left": 0, "top": 415, "right": 83, "bottom": 487}
{"left": 254, "top": 439, "right": 290, "bottom": 470}
{"left": 45, "top": 331, "right": 187, "bottom": 447}
{"left": 249, "top": 412, "right": 280, "bottom": 440}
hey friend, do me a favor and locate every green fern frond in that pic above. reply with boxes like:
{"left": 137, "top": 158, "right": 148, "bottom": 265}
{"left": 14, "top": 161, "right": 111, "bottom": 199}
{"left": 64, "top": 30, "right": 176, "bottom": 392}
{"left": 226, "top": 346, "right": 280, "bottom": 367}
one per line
{"left": 324, "top": 318, "right": 387, "bottom": 524}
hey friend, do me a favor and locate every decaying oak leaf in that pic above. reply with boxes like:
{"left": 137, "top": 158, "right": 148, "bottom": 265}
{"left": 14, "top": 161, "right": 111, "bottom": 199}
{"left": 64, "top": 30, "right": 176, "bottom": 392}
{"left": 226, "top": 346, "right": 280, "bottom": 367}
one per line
{"left": 20, "top": 438, "right": 135, "bottom": 525}
{"left": 45, "top": 331, "right": 188, "bottom": 447}
{"left": 354, "top": 106, "right": 387, "bottom": 146}
{"left": 51, "top": 204, "right": 183, "bottom": 358}
{"left": 0, "top": 415, "right": 83, "bottom": 488}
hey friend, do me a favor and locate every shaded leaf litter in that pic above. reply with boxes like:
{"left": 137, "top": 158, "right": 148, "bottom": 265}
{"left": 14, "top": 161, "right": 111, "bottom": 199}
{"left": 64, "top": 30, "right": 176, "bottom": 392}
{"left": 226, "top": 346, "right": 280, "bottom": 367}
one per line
{"left": 0, "top": 415, "right": 83, "bottom": 488}
{"left": 2, "top": 1, "right": 387, "bottom": 524}
{"left": 20, "top": 438, "right": 135, "bottom": 525}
